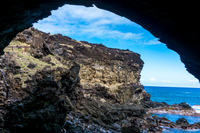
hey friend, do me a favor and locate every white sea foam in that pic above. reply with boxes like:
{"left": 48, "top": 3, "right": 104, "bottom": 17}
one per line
{"left": 192, "top": 105, "right": 200, "bottom": 113}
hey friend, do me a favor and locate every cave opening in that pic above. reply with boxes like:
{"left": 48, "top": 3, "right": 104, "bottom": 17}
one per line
{"left": 32, "top": 4, "right": 200, "bottom": 130}
{"left": 32, "top": 4, "right": 199, "bottom": 88}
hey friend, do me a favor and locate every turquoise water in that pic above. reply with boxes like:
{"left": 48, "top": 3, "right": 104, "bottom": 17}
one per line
{"left": 144, "top": 86, "right": 200, "bottom": 106}
{"left": 144, "top": 86, "right": 200, "bottom": 132}
{"left": 151, "top": 113, "right": 200, "bottom": 124}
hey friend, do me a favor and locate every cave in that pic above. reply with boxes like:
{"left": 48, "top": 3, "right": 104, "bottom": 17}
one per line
{"left": 1, "top": 0, "right": 200, "bottom": 132}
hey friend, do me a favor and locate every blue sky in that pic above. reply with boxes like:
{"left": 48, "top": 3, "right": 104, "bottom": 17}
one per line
{"left": 33, "top": 4, "right": 200, "bottom": 88}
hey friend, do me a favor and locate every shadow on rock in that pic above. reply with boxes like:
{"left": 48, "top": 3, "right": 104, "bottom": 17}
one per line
{"left": 4, "top": 63, "right": 81, "bottom": 133}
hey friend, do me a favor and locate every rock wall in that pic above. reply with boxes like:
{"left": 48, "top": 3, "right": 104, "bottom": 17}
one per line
{"left": 2, "top": 28, "right": 199, "bottom": 133}
{"left": 0, "top": 28, "right": 150, "bottom": 132}
{"left": 11, "top": 27, "right": 149, "bottom": 105}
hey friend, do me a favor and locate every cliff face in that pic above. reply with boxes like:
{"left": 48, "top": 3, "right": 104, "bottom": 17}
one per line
{"left": 10, "top": 27, "right": 148, "bottom": 105}
{"left": 3, "top": 28, "right": 197, "bottom": 133}
{"left": 0, "top": 28, "right": 151, "bottom": 132}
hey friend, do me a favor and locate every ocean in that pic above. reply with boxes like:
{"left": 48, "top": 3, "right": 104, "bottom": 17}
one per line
{"left": 144, "top": 86, "right": 200, "bottom": 133}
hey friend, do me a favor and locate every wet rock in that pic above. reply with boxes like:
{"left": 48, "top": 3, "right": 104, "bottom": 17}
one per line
{"left": 194, "top": 123, "right": 200, "bottom": 128}
{"left": 175, "top": 102, "right": 192, "bottom": 109}
{"left": 149, "top": 126, "right": 159, "bottom": 132}
{"left": 149, "top": 121, "right": 157, "bottom": 127}
{"left": 147, "top": 101, "right": 197, "bottom": 117}
{"left": 176, "top": 118, "right": 189, "bottom": 125}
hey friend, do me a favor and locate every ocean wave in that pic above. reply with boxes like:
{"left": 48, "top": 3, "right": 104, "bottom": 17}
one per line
{"left": 192, "top": 105, "right": 200, "bottom": 113}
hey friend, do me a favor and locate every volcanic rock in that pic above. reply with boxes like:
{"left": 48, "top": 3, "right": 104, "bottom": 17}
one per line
{"left": 0, "top": 28, "right": 149, "bottom": 132}
{"left": 0, "top": 27, "right": 199, "bottom": 133}
{"left": 4, "top": 65, "right": 80, "bottom": 133}
{"left": 176, "top": 118, "right": 189, "bottom": 125}
{"left": 10, "top": 27, "right": 150, "bottom": 107}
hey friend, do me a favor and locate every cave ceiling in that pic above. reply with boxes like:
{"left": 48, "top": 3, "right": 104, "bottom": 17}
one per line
{"left": 0, "top": 0, "right": 200, "bottom": 81}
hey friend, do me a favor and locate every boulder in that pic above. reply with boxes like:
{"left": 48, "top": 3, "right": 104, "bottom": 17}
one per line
{"left": 176, "top": 118, "right": 189, "bottom": 125}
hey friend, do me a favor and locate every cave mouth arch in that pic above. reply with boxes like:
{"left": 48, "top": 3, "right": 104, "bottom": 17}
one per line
{"left": 0, "top": 1, "right": 200, "bottom": 82}
{"left": 31, "top": 4, "right": 200, "bottom": 88}
{"left": 1, "top": 2, "right": 200, "bottom": 132}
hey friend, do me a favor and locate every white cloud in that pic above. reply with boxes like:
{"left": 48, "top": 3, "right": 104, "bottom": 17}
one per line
{"left": 161, "top": 80, "right": 171, "bottom": 83}
{"left": 149, "top": 78, "right": 156, "bottom": 82}
{"left": 49, "top": 4, "right": 133, "bottom": 26}
{"left": 144, "top": 38, "right": 162, "bottom": 45}
{"left": 188, "top": 79, "right": 199, "bottom": 84}
{"left": 58, "top": 4, "right": 133, "bottom": 25}
{"left": 33, "top": 4, "right": 145, "bottom": 42}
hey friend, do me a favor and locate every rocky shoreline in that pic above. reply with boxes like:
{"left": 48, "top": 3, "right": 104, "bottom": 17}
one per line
{"left": 147, "top": 108, "right": 200, "bottom": 117}
{"left": 60, "top": 102, "right": 200, "bottom": 133}
{"left": 0, "top": 28, "right": 199, "bottom": 132}
{"left": 147, "top": 102, "right": 200, "bottom": 117}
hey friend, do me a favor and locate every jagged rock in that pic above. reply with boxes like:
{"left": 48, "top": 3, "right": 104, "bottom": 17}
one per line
{"left": 3, "top": 28, "right": 199, "bottom": 132}
{"left": 0, "top": 28, "right": 153, "bottom": 132}
{"left": 2, "top": 63, "right": 146, "bottom": 132}
{"left": 11, "top": 28, "right": 151, "bottom": 107}
{"left": 4, "top": 65, "right": 80, "bottom": 133}
{"left": 173, "top": 102, "right": 192, "bottom": 109}
{"left": 147, "top": 102, "right": 197, "bottom": 117}
{"left": 176, "top": 118, "right": 189, "bottom": 125}
{"left": 1, "top": 27, "right": 200, "bottom": 133}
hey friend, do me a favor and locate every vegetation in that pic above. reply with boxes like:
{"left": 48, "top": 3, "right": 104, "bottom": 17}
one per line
{"left": 4, "top": 40, "right": 69, "bottom": 88}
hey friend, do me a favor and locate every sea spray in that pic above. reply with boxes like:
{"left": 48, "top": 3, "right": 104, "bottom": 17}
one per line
{"left": 192, "top": 105, "right": 200, "bottom": 113}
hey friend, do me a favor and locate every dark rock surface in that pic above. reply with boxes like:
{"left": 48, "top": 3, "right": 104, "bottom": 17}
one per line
{"left": 4, "top": 64, "right": 80, "bottom": 133}
{"left": 2, "top": 64, "right": 146, "bottom": 132}
{"left": 147, "top": 102, "right": 200, "bottom": 117}
{"left": 0, "top": 0, "right": 200, "bottom": 82}
{"left": 176, "top": 118, "right": 189, "bottom": 125}
{"left": 0, "top": 28, "right": 148, "bottom": 132}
